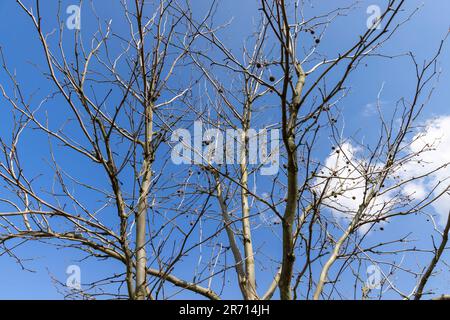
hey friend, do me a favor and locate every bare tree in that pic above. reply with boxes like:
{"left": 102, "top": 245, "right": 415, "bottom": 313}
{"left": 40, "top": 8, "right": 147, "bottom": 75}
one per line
{"left": 0, "top": 0, "right": 449, "bottom": 300}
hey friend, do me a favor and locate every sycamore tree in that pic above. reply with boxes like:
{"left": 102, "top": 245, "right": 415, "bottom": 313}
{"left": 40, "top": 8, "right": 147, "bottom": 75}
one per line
{"left": 0, "top": 0, "right": 449, "bottom": 300}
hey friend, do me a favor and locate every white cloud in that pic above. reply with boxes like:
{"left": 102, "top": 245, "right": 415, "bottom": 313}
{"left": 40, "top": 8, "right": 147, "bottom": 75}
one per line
{"left": 401, "top": 182, "right": 427, "bottom": 200}
{"left": 362, "top": 100, "right": 389, "bottom": 117}
{"left": 400, "top": 115, "right": 450, "bottom": 225}
{"left": 314, "top": 143, "right": 395, "bottom": 231}
{"left": 316, "top": 115, "right": 450, "bottom": 229}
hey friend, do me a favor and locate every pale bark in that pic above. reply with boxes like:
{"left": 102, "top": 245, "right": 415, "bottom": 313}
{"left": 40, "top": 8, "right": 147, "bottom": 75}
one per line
{"left": 278, "top": 63, "right": 306, "bottom": 300}
{"left": 240, "top": 105, "right": 258, "bottom": 300}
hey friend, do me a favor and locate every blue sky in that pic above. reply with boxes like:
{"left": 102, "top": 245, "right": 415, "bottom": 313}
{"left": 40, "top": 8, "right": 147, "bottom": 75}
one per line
{"left": 0, "top": 0, "right": 450, "bottom": 299}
